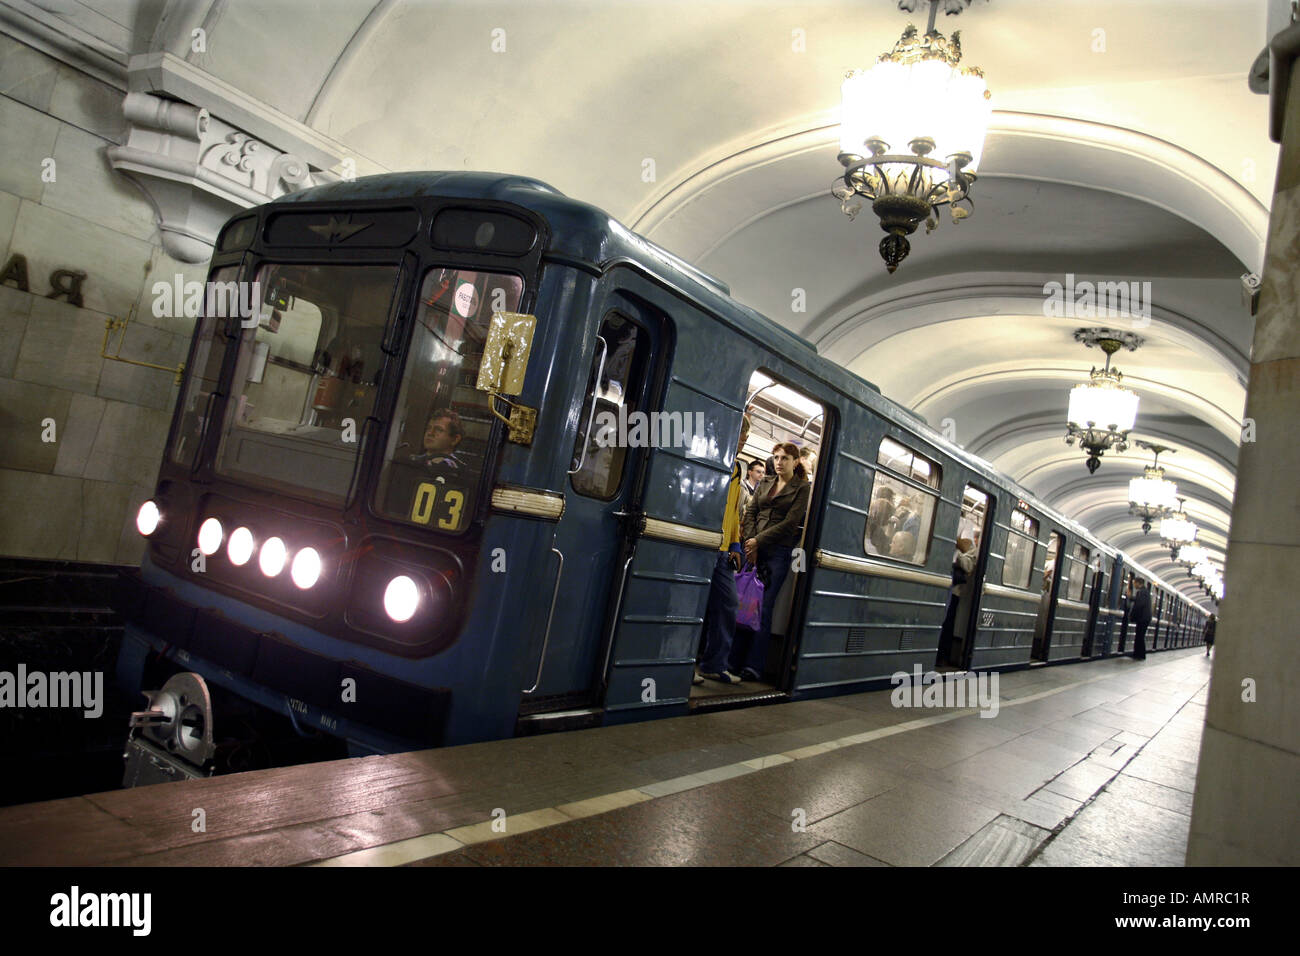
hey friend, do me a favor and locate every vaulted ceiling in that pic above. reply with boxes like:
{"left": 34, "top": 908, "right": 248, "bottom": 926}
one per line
{"left": 51, "top": 0, "right": 1280, "bottom": 607}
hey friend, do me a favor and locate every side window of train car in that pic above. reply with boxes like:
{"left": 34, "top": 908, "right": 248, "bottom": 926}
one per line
{"left": 864, "top": 436, "right": 941, "bottom": 566}
{"left": 1002, "top": 509, "right": 1039, "bottom": 589}
{"left": 570, "top": 312, "right": 649, "bottom": 500}
{"left": 1068, "top": 544, "right": 1091, "bottom": 601}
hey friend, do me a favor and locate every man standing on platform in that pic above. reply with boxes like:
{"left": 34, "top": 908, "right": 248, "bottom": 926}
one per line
{"left": 695, "top": 415, "right": 751, "bottom": 685}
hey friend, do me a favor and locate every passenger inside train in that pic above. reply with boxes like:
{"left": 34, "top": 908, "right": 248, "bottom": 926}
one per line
{"left": 692, "top": 371, "right": 821, "bottom": 698}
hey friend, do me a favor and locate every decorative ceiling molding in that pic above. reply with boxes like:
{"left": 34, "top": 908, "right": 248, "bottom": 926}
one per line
{"left": 809, "top": 279, "right": 1251, "bottom": 381}
{"left": 632, "top": 111, "right": 1269, "bottom": 273}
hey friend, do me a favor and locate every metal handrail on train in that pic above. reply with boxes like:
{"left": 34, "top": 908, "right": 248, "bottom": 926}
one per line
{"left": 522, "top": 546, "right": 565, "bottom": 695}
{"left": 568, "top": 335, "right": 608, "bottom": 476}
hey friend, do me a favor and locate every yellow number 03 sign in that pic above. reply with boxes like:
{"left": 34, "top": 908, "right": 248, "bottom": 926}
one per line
{"left": 410, "top": 482, "right": 466, "bottom": 530}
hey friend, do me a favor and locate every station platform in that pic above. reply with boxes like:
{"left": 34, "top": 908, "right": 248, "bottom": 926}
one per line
{"left": 0, "top": 647, "right": 1212, "bottom": 867}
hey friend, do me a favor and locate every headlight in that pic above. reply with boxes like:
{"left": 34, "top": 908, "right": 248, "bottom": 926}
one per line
{"left": 291, "top": 548, "right": 322, "bottom": 589}
{"left": 228, "top": 527, "right": 254, "bottom": 566}
{"left": 259, "top": 536, "right": 287, "bottom": 577}
{"left": 136, "top": 500, "right": 161, "bottom": 536}
{"left": 197, "top": 517, "right": 223, "bottom": 555}
{"left": 383, "top": 575, "right": 419, "bottom": 623}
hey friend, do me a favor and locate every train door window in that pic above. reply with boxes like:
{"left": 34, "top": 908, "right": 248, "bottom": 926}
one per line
{"left": 1002, "top": 509, "right": 1039, "bottom": 588}
{"left": 171, "top": 265, "right": 240, "bottom": 465}
{"left": 1067, "top": 544, "right": 1091, "bottom": 601}
{"left": 375, "top": 268, "right": 525, "bottom": 530}
{"left": 1042, "top": 534, "right": 1061, "bottom": 592}
{"left": 864, "top": 437, "right": 941, "bottom": 565}
{"left": 570, "top": 312, "right": 650, "bottom": 500}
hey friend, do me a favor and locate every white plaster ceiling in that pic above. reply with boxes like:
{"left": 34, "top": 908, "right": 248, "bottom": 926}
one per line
{"left": 68, "top": 0, "right": 1279, "bottom": 607}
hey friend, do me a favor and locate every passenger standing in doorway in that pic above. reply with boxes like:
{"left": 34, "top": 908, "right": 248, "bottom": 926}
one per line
{"left": 696, "top": 416, "right": 751, "bottom": 685}
{"left": 730, "top": 442, "right": 811, "bottom": 683}
{"left": 1131, "top": 578, "right": 1152, "bottom": 660}
{"left": 1203, "top": 613, "right": 1217, "bottom": 657}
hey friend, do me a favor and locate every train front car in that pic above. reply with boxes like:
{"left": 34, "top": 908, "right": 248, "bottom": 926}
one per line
{"left": 118, "top": 174, "right": 576, "bottom": 777}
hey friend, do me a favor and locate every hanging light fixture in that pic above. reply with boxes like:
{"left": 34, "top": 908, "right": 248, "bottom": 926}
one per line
{"left": 1178, "top": 543, "right": 1211, "bottom": 570}
{"left": 1160, "top": 496, "right": 1198, "bottom": 561}
{"left": 1064, "top": 329, "right": 1142, "bottom": 473}
{"left": 1129, "top": 440, "right": 1178, "bottom": 533}
{"left": 834, "top": 0, "right": 993, "bottom": 273}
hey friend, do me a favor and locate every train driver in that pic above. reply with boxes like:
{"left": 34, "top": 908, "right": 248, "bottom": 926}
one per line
{"left": 413, "top": 407, "right": 466, "bottom": 474}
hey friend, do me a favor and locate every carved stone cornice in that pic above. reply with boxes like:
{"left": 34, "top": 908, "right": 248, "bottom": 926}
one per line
{"left": 107, "top": 91, "right": 339, "bottom": 262}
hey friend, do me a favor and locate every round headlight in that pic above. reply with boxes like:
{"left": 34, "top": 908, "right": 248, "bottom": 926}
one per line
{"left": 384, "top": 575, "right": 419, "bottom": 623}
{"left": 197, "top": 517, "right": 223, "bottom": 555}
{"left": 259, "top": 536, "right": 287, "bottom": 577}
{"left": 136, "top": 500, "right": 161, "bottom": 536}
{"left": 228, "top": 527, "right": 254, "bottom": 566}
{"left": 291, "top": 548, "right": 321, "bottom": 590}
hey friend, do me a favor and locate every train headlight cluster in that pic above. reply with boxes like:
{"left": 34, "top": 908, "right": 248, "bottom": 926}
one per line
{"left": 383, "top": 575, "right": 420, "bottom": 623}
{"left": 195, "top": 519, "right": 324, "bottom": 589}
{"left": 136, "top": 500, "right": 161, "bottom": 536}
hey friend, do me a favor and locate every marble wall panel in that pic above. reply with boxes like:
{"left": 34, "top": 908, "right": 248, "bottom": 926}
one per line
{"left": 134, "top": 248, "right": 214, "bottom": 336}
{"left": 52, "top": 391, "right": 107, "bottom": 478}
{"left": 8, "top": 198, "right": 154, "bottom": 317}
{"left": 0, "top": 284, "right": 32, "bottom": 377}
{"left": 0, "top": 34, "right": 59, "bottom": 113}
{"left": 44, "top": 123, "right": 158, "bottom": 242}
{"left": 81, "top": 399, "right": 171, "bottom": 485}
{"left": 1189, "top": 724, "right": 1300, "bottom": 865}
{"left": 0, "top": 189, "right": 19, "bottom": 262}
{"left": 0, "top": 375, "right": 71, "bottom": 473}
{"left": 0, "top": 469, "right": 82, "bottom": 559}
{"left": 47, "top": 63, "right": 127, "bottom": 143}
{"left": 0, "top": 96, "right": 60, "bottom": 202}
{"left": 12, "top": 294, "right": 110, "bottom": 396}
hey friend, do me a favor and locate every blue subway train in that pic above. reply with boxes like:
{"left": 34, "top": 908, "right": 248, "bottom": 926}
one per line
{"left": 116, "top": 172, "right": 1208, "bottom": 772}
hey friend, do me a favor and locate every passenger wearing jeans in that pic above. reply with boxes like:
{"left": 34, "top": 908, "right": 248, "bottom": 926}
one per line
{"left": 730, "top": 442, "right": 811, "bottom": 682}
{"left": 696, "top": 416, "right": 751, "bottom": 685}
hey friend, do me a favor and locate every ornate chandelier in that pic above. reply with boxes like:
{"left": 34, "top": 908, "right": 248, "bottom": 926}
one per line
{"left": 833, "top": 0, "right": 992, "bottom": 273}
{"left": 1064, "top": 329, "right": 1141, "bottom": 473}
{"left": 1129, "top": 441, "right": 1179, "bottom": 533}
{"left": 1160, "top": 496, "right": 1197, "bottom": 560}
{"left": 1178, "top": 543, "right": 1210, "bottom": 570}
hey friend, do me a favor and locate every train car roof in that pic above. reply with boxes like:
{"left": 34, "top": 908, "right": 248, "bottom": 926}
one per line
{"left": 276, "top": 172, "right": 1199, "bottom": 606}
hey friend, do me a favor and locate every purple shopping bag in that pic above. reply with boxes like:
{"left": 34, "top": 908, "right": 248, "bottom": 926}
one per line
{"left": 735, "top": 563, "right": 764, "bottom": 631}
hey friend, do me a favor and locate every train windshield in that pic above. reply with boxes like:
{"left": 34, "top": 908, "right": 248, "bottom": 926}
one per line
{"left": 214, "top": 263, "right": 399, "bottom": 503}
{"left": 374, "top": 268, "right": 525, "bottom": 534}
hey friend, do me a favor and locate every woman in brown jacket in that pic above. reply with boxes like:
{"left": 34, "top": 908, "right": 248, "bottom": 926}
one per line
{"left": 729, "top": 442, "right": 811, "bottom": 682}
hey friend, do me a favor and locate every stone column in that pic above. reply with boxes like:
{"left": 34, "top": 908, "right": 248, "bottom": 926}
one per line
{"left": 1186, "top": 23, "right": 1300, "bottom": 865}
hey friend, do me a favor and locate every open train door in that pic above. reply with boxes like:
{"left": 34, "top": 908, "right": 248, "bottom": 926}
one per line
{"left": 1030, "top": 531, "right": 1064, "bottom": 662}
{"left": 954, "top": 484, "right": 994, "bottom": 672}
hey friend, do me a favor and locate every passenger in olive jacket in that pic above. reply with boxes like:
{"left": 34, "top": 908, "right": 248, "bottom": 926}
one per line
{"left": 729, "top": 442, "right": 811, "bottom": 682}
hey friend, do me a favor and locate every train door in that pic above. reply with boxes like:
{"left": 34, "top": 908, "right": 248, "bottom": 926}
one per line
{"left": 522, "top": 284, "right": 667, "bottom": 707}
{"left": 939, "top": 484, "right": 993, "bottom": 670}
{"left": 1081, "top": 560, "right": 1104, "bottom": 656}
{"left": 1030, "top": 531, "right": 1064, "bottom": 662}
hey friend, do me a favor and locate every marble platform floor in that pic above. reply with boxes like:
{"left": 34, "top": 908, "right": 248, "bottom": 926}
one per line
{"left": 0, "top": 647, "right": 1213, "bottom": 866}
